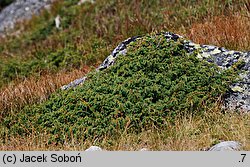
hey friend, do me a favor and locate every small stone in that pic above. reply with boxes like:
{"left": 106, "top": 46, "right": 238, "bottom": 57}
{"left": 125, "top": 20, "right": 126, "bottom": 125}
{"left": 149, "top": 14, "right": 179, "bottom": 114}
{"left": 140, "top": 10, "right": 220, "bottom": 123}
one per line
{"left": 85, "top": 146, "right": 102, "bottom": 151}
{"left": 140, "top": 148, "right": 149, "bottom": 151}
{"left": 55, "top": 15, "right": 61, "bottom": 29}
{"left": 208, "top": 141, "right": 241, "bottom": 151}
{"left": 78, "top": 0, "right": 95, "bottom": 5}
{"left": 25, "top": 7, "right": 30, "bottom": 11}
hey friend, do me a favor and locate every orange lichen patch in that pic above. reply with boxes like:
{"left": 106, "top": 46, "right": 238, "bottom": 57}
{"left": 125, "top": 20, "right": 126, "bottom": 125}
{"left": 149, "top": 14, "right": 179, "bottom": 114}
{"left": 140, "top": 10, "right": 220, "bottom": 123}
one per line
{"left": 187, "top": 14, "right": 250, "bottom": 51}
{"left": 0, "top": 66, "right": 91, "bottom": 117}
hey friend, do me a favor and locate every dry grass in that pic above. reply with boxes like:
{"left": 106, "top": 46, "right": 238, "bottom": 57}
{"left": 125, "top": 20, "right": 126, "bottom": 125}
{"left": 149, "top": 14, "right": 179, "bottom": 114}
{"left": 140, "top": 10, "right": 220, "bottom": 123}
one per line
{"left": 104, "top": 111, "right": 250, "bottom": 151}
{"left": 0, "top": 111, "right": 249, "bottom": 151}
{"left": 186, "top": 13, "right": 250, "bottom": 50}
{"left": 0, "top": 66, "right": 91, "bottom": 118}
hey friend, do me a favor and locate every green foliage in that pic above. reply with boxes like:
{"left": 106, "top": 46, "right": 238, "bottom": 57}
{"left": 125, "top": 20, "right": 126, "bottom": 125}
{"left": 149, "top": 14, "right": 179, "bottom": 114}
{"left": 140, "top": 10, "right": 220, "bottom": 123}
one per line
{"left": 0, "top": 40, "right": 107, "bottom": 87}
{"left": 2, "top": 35, "right": 239, "bottom": 143}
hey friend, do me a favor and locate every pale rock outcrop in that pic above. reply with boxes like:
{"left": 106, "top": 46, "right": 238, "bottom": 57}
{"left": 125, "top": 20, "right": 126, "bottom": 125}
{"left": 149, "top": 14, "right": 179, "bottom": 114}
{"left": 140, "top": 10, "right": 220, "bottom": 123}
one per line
{"left": 0, "top": 0, "right": 55, "bottom": 35}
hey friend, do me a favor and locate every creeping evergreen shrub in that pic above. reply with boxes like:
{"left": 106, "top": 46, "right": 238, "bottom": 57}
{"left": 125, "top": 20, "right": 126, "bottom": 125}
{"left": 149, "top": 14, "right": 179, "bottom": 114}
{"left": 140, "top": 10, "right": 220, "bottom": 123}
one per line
{"left": 2, "top": 35, "right": 239, "bottom": 143}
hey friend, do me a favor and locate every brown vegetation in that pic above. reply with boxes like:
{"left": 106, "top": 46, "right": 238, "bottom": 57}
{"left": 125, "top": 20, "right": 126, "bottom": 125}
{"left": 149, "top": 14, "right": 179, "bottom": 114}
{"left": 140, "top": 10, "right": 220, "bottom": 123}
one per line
{"left": 0, "top": 66, "right": 90, "bottom": 118}
{"left": 187, "top": 14, "right": 250, "bottom": 50}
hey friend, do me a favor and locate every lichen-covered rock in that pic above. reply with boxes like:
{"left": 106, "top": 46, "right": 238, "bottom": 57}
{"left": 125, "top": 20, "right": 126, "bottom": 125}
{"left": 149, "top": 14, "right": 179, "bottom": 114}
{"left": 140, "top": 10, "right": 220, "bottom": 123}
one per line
{"left": 208, "top": 141, "right": 241, "bottom": 151}
{"left": 61, "top": 32, "right": 250, "bottom": 112}
{"left": 61, "top": 77, "right": 87, "bottom": 90}
{"left": 0, "top": 0, "right": 55, "bottom": 35}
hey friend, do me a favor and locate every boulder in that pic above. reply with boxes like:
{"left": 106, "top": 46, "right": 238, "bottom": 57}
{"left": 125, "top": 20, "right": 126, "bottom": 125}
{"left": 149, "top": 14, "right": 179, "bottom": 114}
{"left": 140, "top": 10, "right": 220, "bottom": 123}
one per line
{"left": 0, "top": 0, "right": 55, "bottom": 35}
{"left": 208, "top": 141, "right": 242, "bottom": 151}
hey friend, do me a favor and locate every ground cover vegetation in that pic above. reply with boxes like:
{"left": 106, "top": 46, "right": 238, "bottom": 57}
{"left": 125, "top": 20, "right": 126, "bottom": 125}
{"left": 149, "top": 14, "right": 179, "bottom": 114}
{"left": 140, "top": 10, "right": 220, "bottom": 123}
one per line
{"left": 0, "top": 0, "right": 249, "bottom": 150}
{"left": 1, "top": 35, "right": 241, "bottom": 143}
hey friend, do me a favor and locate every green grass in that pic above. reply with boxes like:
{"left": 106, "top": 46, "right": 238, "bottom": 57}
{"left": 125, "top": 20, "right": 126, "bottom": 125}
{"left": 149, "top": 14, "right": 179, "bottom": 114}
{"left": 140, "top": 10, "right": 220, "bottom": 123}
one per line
{"left": 0, "top": 41, "right": 106, "bottom": 85}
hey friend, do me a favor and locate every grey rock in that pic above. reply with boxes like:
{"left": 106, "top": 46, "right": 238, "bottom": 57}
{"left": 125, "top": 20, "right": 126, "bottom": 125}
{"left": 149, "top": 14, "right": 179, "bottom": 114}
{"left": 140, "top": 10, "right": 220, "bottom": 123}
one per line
{"left": 208, "top": 141, "right": 241, "bottom": 151}
{"left": 0, "top": 0, "right": 55, "bottom": 35}
{"left": 85, "top": 146, "right": 102, "bottom": 151}
{"left": 61, "top": 77, "right": 87, "bottom": 90}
